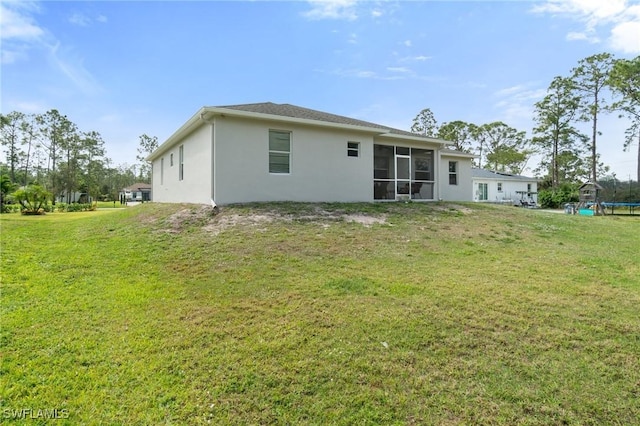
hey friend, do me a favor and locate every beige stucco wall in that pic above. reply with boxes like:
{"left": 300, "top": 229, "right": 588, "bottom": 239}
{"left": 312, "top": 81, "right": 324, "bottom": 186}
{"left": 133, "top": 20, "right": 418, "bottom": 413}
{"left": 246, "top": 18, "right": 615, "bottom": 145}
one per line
{"left": 152, "top": 124, "right": 212, "bottom": 204}
{"left": 213, "top": 116, "right": 376, "bottom": 204}
{"left": 151, "top": 115, "right": 475, "bottom": 205}
{"left": 439, "top": 155, "right": 474, "bottom": 201}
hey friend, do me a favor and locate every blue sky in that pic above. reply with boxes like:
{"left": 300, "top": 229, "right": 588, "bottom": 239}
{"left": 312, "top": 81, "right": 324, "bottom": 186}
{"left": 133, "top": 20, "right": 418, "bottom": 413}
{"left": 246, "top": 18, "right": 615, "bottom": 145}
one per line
{"left": 2, "top": 0, "right": 639, "bottom": 178}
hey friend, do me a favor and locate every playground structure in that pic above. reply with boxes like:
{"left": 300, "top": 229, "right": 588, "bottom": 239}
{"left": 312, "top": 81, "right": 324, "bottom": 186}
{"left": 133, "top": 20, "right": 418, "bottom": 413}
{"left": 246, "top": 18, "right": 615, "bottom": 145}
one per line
{"left": 576, "top": 181, "right": 606, "bottom": 216}
{"left": 564, "top": 181, "right": 640, "bottom": 216}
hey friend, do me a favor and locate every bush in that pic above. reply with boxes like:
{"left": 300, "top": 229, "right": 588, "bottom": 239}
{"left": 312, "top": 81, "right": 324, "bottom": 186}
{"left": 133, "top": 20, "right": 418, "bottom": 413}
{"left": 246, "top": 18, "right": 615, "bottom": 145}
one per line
{"left": 538, "top": 186, "right": 579, "bottom": 209}
{"left": 12, "top": 185, "right": 52, "bottom": 215}
{"left": 57, "top": 202, "right": 96, "bottom": 212}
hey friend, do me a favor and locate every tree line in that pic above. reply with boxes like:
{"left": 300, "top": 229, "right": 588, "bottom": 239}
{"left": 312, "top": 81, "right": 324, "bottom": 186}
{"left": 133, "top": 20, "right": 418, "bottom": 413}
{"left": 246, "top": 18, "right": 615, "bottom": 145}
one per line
{"left": 0, "top": 109, "right": 158, "bottom": 210}
{"left": 411, "top": 53, "right": 640, "bottom": 190}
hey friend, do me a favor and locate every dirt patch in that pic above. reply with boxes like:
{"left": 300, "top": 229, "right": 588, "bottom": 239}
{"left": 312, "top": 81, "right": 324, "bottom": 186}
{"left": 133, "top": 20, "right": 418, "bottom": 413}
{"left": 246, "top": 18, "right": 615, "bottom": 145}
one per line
{"left": 343, "top": 214, "right": 387, "bottom": 226}
{"left": 202, "top": 213, "right": 278, "bottom": 236}
{"left": 432, "top": 204, "right": 473, "bottom": 215}
{"left": 162, "top": 205, "right": 219, "bottom": 233}
{"left": 199, "top": 208, "right": 387, "bottom": 235}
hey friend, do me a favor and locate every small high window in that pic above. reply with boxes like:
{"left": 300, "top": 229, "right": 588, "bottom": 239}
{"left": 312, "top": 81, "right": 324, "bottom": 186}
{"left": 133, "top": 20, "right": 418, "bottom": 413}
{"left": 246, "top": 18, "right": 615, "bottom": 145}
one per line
{"left": 170, "top": 153, "right": 174, "bottom": 167}
{"left": 497, "top": 182, "right": 503, "bottom": 192}
{"left": 347, "top": 142, "right": 360, "bottom": 157}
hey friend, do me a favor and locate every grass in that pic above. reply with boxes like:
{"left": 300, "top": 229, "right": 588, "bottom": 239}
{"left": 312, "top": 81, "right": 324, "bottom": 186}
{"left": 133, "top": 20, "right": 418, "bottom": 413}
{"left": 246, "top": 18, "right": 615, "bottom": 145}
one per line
{"left": 1, "top": 202, "right": 639, "bottom": 425}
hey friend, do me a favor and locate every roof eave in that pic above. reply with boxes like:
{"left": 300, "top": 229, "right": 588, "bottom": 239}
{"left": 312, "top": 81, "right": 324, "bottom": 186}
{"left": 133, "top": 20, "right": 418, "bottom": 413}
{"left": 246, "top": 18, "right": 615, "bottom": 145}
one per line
{"left": 440, "top": 150, "right": 478, "bottom": 159}
{"left": 375, "top": 133, "right": 453, "bottom": 145}
{"left": 207, "top": 106, "right": 388, "bottom": 135}
{"left": 147, "top": 107, "right": 208, "bottom": 161}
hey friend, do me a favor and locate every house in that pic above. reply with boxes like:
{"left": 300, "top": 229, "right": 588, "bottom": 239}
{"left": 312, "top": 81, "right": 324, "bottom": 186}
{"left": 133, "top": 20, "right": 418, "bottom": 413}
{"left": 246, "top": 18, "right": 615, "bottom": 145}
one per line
{"left": 56, "top": 191, "right": 91, "bottom": 204}
{"left": 147, "top": 103, "right": 476, "bottom": 205}
{"left": 471, "top": 169, "right": 538, "bottom": 205}
{"left": 121, "top": 183, "right": 152, "bottom": 202}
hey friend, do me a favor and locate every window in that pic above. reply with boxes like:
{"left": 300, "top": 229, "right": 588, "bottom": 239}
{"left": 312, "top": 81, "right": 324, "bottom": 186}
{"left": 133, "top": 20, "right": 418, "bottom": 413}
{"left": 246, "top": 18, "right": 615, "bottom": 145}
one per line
{"left": 497, "top": 182, "right": 503, "bottom": 192}
{"left": 347, "top": 142, "right": 360, "bottom": 157}
{"left": 160, "top": 158, "right": 164, "bottom": 185}
{"left": 178, "top": 145, "right": 184, "bottom": 181}
{"left": 170, "top": 153, "right": 174, "bottom": 167}
{"left": 448, "top": 161, "right": 458, "bottom": 185}
{"left": 527, "top": 183, "right": 532, "bottom": 193}
{"left": 269, "top": 130, "right": 291, "bottom": 174}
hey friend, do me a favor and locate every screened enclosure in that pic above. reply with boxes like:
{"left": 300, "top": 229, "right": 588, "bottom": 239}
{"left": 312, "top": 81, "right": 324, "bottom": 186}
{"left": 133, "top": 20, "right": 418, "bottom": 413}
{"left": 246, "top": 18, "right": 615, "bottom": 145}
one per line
{"left": 373, "top": 144, "right": 434, "bottom": 200}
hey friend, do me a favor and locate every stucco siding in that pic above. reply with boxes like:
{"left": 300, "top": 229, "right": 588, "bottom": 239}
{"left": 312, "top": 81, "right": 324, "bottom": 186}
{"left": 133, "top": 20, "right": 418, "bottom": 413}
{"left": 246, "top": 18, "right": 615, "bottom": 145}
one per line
{"left": 439, "top": 156, "right": 474, "bottom": 201}
{"left": 152, "top": 124, "right": 212, "bottom": 203}
{"left": 213, "top": 116, "right": 374, "bottom": 204}
{"left": 472, "top": 179, "right": 538, "bottom": 203}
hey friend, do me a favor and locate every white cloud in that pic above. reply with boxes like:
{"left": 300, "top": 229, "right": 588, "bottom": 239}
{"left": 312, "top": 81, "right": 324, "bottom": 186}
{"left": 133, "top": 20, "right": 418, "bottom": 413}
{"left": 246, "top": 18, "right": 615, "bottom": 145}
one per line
{"left": 48, "top": 42, "right": 104, "bottom": 96}
{"left": 531, "top": 0, "right": 627, "bottom": 25}
{"left": 1, "top": 2, "right": 103, "bottom": 94}
{"left": 13, "top": 100, "right": 49, "bottom": 114}
{"left": 0, "top": 2, "right": 45, "bottom": 64}
{"left": 566, "top": 31, "right": 600, "bottom": 43}
{"left": 371, "top": 9, "right": 383, "bottom": 18}
{"left": 69, "top": 11, "right": 108, "bottom": 26}
{"left": 1, "top": 49, "right": 27, "bottom": 64}
{"left": 303, "top": 0, "right": 359, "bottom": 21}
{"left": 532, "top": 0, "right": 640, "bottom": 54}
{"left": 327, "top": 68, "right": 409, "bottom": 81}
{"left": 493, "top": 84, "right": 547, "bottom": 126}
{"left": 398, "top": 55, "right": 432, "bottom": 62}
{"left": 0, "top": 3, "right": 44, "bottom": 40}
{"left": 403, "top": 40, "right": 412, "bottom": 47}
{"left": 69, "top": 12, "right": 91, "bottom": 27}
{"left": 609, "top": 19, "right": 640, "bottom": 53}
{"left": 387, "top": 66, "right": 410, "bottom": 73}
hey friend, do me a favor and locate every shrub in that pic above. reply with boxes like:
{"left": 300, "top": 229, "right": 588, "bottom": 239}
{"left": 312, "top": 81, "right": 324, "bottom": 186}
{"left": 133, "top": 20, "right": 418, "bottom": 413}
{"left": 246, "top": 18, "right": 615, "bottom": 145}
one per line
{"left": 12, "top": 185, "right": 52, "bottom": 215}
{"left": 538, "top": 186, "right": 579, "bottom": 209}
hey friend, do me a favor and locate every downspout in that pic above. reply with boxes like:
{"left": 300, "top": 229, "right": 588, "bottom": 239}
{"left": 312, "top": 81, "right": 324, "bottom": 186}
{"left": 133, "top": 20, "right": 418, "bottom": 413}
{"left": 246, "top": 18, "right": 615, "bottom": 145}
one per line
{"left": 200, "top": 112, "right": 216, "bottom": 206}
{"left": 438, "top": 143, "right": 446, "bottom": 201}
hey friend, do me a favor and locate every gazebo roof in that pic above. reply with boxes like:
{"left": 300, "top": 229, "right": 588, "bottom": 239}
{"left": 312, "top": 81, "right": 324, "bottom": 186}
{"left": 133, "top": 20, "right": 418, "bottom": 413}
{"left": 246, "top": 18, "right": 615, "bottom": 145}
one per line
{"left": 578, "top": 181, "right": 604, "bottom": 190}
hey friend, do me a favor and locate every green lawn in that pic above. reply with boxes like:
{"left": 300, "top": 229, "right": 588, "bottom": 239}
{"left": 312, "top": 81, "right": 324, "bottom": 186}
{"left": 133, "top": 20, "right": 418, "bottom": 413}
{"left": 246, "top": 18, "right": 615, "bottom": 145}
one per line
{"left": 1, "top": 203, "right": 638, "bottom": 424}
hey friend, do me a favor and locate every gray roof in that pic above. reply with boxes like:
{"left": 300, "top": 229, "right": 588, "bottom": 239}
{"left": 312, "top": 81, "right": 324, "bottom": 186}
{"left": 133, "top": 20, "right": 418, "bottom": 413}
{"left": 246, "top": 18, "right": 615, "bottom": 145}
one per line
{"left": 471, "top": 168, "right": 537, "bottom": 181}
{"left": 148, "top": 102, "right": 457, "bottom": 161}
{"left": 217, "top": 102, "right": 428, "bottom": 138}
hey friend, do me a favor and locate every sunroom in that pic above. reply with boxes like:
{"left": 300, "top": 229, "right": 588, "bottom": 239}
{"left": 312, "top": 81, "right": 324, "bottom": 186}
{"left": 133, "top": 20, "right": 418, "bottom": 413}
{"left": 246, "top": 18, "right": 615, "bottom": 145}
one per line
{"left": 373, "top": 144, "right": 435, "bottom": 201}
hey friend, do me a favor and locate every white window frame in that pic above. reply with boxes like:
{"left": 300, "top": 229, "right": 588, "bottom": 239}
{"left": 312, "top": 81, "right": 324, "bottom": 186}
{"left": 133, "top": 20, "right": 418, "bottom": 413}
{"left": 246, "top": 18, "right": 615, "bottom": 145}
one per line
{"left": 347, "top": 141, "right": 360, "bottom": 157}
{"left": 269, "top": 130, "right": 291, "bottom": 174}
{"left": 497, "top": 182, "right": 503, "bottom": 192}
{"left": 448, "top": 161, "right": 458, "bottom": 185}
{"left": 178, "top": 145, "right": 184, "bottom": 181}
{"left": 477, "top": 183, "right": 488, "bottom": 201}
{"left": 160, "top": 157, "right": 164, "bottom": 185}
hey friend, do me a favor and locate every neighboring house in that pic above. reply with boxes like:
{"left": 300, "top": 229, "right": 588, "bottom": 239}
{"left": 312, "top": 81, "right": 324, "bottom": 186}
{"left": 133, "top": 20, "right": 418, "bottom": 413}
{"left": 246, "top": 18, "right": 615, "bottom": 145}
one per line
{"left": 471, "top": 169, "right": 538, "bottom": 205}
{"left": 56, "top": 191, "right": 91, "bottom": 204}
{"left": 147, "top": 103, "right": 476, "bottom": 205}
{"left": 121, "top": 183, "right": 152, "bottom": 202}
